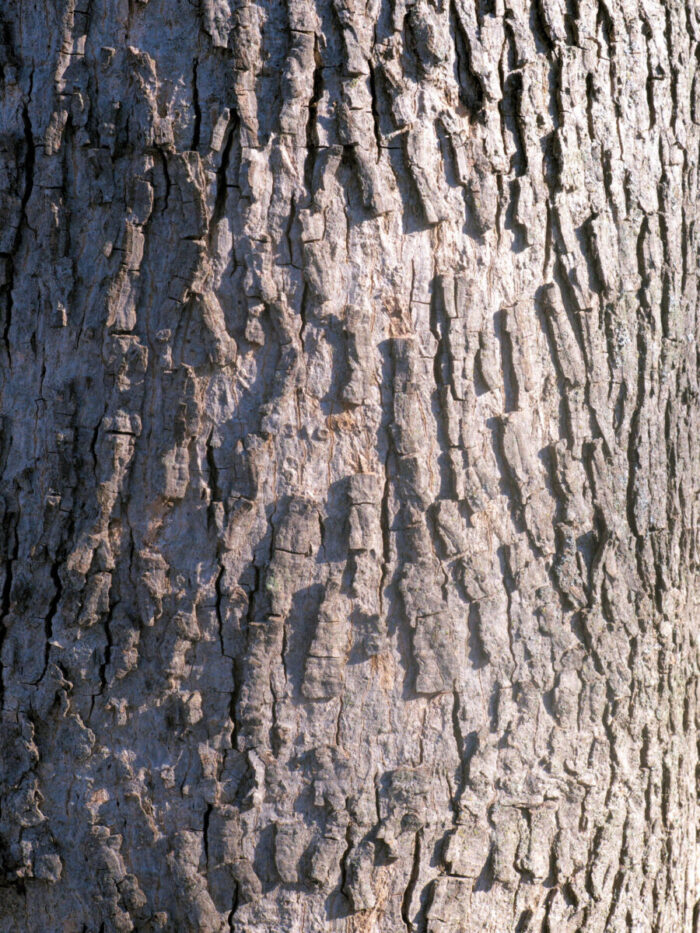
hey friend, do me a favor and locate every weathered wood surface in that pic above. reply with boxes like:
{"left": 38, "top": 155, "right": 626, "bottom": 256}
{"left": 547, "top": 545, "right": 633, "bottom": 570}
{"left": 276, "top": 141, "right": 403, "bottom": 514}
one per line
{"left": 0, "top": 0, "right": 699, "bottom": 929}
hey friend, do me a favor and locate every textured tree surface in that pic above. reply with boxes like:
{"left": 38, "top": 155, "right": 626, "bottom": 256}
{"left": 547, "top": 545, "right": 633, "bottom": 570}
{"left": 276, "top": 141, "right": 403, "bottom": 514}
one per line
{"left": 1, "top": 0, "right": 699, "bottom": 930}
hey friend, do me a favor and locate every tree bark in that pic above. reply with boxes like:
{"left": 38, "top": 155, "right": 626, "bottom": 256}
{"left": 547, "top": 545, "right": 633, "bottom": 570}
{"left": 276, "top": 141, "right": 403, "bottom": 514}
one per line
{"left": 0, "top": 0, "right": 699, "bottom": 930}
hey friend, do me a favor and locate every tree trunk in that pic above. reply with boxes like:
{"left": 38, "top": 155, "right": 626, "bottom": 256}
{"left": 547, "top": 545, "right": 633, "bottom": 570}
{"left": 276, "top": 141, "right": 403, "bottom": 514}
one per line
{"left": 0, "top": 0, "right": 698, "bottom": 930}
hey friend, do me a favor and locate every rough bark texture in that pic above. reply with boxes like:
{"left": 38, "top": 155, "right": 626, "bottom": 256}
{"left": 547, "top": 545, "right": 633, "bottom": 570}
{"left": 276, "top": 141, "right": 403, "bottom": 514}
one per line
{"left": 0, "top": 0, "right": 699, "bottom": 930}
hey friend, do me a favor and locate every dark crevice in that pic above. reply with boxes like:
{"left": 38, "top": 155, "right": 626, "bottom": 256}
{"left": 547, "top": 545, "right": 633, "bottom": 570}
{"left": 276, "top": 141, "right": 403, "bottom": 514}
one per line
{"left": 215, "top": 563, "right": 226, "bottom": 656}
{"left": 20, "top": 99, "right": 36, "bottom": 228}
{"left": 692, "top": 47, "right": 700, "bottom": 125}
{"left": 450, "top": 687, "right": 468, "bottom": 811}
{"left": 191, "top": 59, "right": 201, "bottom": 151}
{"left": 450, "top": 0, "right": 485, "bottom": 122}
{"left": 281, "top": 191, "right": 297, "bottom": 265}
{"left": 530, "top": 0, "right": 555, "bottom": 54}
{"left": 98, "top": 596, "right": 116, "bottom": 692}
{"left": 585, "top": 73, "right": 597, "bottom": 141}
{"left": 564, "top": 0, "right": 580, "bottom": 45}
{"left": 299, "top": 281, "right": 310, "bottom": 348}
{"left": 577, "top": 215, "right": 607, "bottom": 297}
{"left": 210, "top": 111, "right": 238, "bottom": 236}
{"left": 660, "top": 270, "right": 671, "bottom": 340}
{"left": 379, "top": 442, "right": 392, "bottom": 620}
{"left": 339, "top": 818, "right": 354, "bottom": 905}
{"left": 0, "top": 517, "right": 19, "bottom": 707}
{"left": 662, "top": 4, "right": 678, "bottom": 127}
{"left": 89, "top": 414, "right": 103, "bottom": 475}
{"left": 378, "top": 367, "right": 397, "bottom": 630}
{"left": 503, "top": 178, "right": 528, "bottom": 252}
{"left": 39, "top": 558, "right": 64, "bottom": 684}
{"left": 401, "top": 831, "right": 422, "bottom": 931}
{"left": 475, "top": 0, "right": 496, "bottom": 28}
{"left": 228, "top": 881, "right": 240, "bottom": 929}
{"left": 304, "top": 37, "right": 323, "bottom": 194}
{"left": 494, "top": 309, "right": 518, "bottom": 412}
{"left": 368, "top": 63, "right": 383, "bottom": 161}
{"left": 641, "top": 20, "right": 657, "bottom": 129}
{"left": 206, "top": 429, "right": 222, "bottom": 500}
{"left": 157, "top": 147, "right": 171, "bottom": 212}
{"left": 3, "top": 78, "right": 35, "bottom": 360}
{"left": 500, "top": 68, "right": 528, "bottom": 177}
{"left": 429, "top": 277, "right": 458, "bottom": 499}
{"left": 203, "top": 802, "right": 213, "bottom": 868}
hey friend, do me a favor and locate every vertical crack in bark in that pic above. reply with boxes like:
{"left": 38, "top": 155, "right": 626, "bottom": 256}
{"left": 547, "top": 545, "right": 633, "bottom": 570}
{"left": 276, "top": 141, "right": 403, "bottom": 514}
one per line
{"left": 662, "top": 4, "right": 679, "bottom": 127}
{"left": 429, "top": 278, "right": 457, "bottom": 499}
{"left": 3, "top": 75, "right": 35, "bottom": 361}
{"left": 368, "top": 62, "right": 383, "bottom": 162}
{"left": 98, "top": 597, "right": 115, "bottom": 693}
{"left": 379, "top": 393, "right": 394, "bottom": 621}
{"left": 19, "top": 99, "right": 35, "bottom": 231}
{"left": 0, "top": 517, "right": 18, "bottom": 706}
{"left": 530, "top": 0, "right": 555, "bottom": 53}
{"left": 304, "top": 36, "right": 323, "bottom": 194}
{"left": 564, "top": 0, "right": 580, "bottom": 45}
{"left": 206, "top": 430, "right": 222, "bottom": 501}
{"left": 499, "top": 546, "right": 518, "bottom": 675}
{"left": 203, "top": 801, "right": 212, "bottom": 869}
{"left": 401, "top": 830, "right": 422, "bottom": 932}
{"left": 156, "top": 146, "right": 171, "bottom": 212}
{"left": 228, "top": 880, "right": 240, "bottom": 930}
{"left": 494, "top": 309, "right": 518, "bottom": 413}
{"left": 299, "top": 282, "right": 309, "bottom": 350}
{"left": 191, "top": 58, "right": 201, "bottom": 151}
{"left": 499, "top": 48, "right": 528, "bottom": 177}
{"left": 89, "top": 415, "right": 102, "bottom": 475}
{"left": 450, "top": 687, "right": 466, "bottom": 812}
{"left": 339, "top": 817, "right": 354, "bottom": 905}
{"left": 215, "top": 563, "right": 226, "bottom": 657}
{"left": 39, "top": 558, "right": 63, "bottom": 684}
{"left": 626, "top": 220, "right": 650, "bottom": 557}
{"left": 641, "top": 20, "right": 657, "bottom": 130}
{"left": 210, "top": 111, "right": 238, "bottom": 238}
{"left": 450, "top": 0, "right": 485, "bottom": 122}
{"left": 334, "top": 692, "right": 344, "bottom": 747}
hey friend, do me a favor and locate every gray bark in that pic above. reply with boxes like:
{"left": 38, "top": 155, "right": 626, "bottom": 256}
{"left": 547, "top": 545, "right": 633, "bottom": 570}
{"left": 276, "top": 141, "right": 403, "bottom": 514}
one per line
{"left": 0, "top": 0, "right": 699, "bottom": 930}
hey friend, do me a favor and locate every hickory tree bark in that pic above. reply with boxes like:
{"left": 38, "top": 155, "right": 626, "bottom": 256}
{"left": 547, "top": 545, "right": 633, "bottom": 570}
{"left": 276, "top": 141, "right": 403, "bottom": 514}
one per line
{"left": 0, "top": 0, "right": 699, "bottom": 930}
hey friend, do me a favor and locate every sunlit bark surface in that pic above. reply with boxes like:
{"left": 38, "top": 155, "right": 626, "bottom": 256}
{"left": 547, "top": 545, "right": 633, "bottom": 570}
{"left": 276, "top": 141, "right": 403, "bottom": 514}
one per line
{"left": 1, "top": 0, "right": 699, "bottom": 929}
